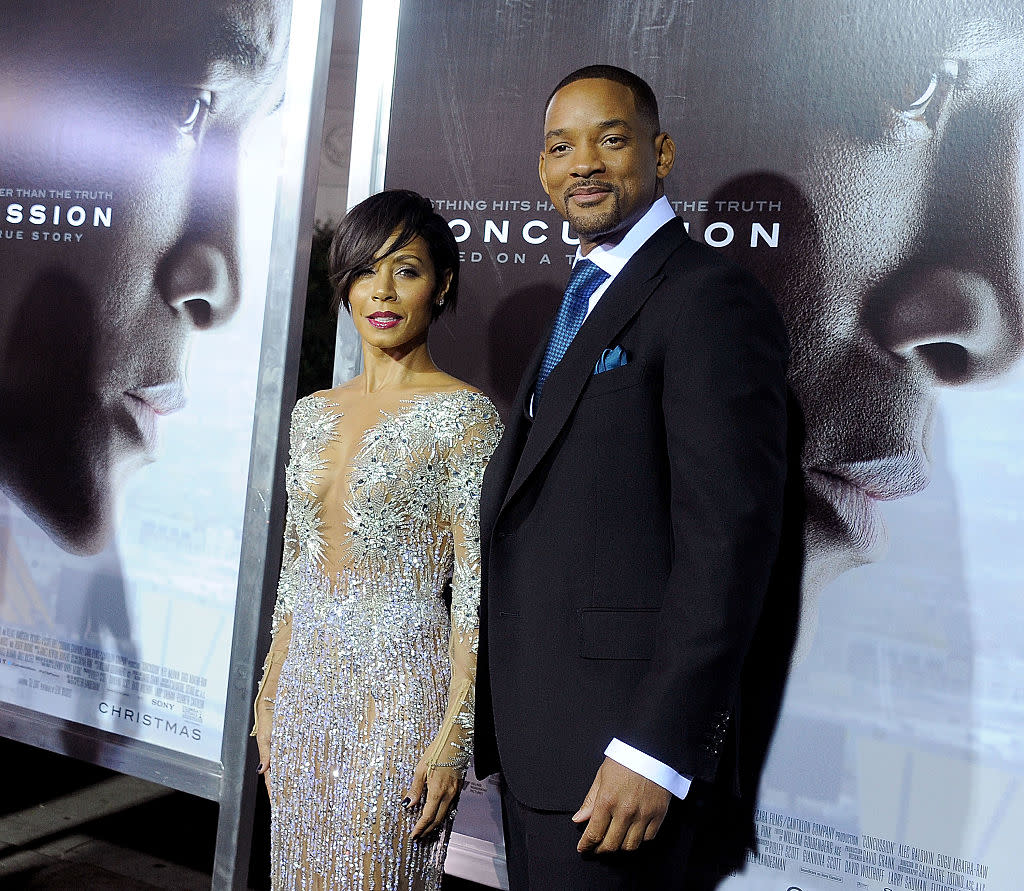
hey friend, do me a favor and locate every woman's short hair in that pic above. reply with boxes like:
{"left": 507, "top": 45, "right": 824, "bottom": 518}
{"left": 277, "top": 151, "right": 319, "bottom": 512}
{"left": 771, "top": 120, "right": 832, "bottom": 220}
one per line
{"left": 328, "top": 189, "right": 459, "bottom": 318}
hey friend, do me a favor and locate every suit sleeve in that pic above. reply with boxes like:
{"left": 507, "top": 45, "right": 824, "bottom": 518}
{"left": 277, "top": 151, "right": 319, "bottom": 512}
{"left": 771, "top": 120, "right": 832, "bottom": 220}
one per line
{"left": 621, "top": 263, "right": 789, "bottom": 783}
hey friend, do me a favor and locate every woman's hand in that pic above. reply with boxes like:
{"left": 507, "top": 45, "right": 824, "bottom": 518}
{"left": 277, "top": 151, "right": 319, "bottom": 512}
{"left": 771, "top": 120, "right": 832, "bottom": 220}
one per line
{"left": 255, "top": 697, "right": 275, "bottom": 794}
{"left": 404, "top": 754, "right": 463, "bottom": 840}
{"left": 253, "top": 635, "right": 289, "bottom": 797}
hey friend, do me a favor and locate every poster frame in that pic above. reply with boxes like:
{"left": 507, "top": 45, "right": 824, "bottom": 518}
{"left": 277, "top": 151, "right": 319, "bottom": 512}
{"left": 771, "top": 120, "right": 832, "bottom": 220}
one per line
{"left": 331, "top": 0, "right": 402, "bottom": 383}
{"left": 213, "top": 0, "right": 338, "bottom": 885}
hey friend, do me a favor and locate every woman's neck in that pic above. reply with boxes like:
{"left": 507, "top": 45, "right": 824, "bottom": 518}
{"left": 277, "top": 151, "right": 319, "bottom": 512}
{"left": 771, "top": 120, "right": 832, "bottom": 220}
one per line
{"left": 359, "top": 339, "right": 438, "bottom": 394}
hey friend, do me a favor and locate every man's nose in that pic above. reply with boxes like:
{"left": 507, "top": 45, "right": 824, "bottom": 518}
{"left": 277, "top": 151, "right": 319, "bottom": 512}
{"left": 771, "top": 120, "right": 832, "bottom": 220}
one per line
{"left": 863, "top": 102, "right": 1024, "bottom": 385}
{"left": 161, "top": 244, "right": 235, "bottom": 329}
{"left": 157, "top": 132, "right": 241, "bottom": 330}
{"left": 572, "top": 142, "right": 606, "bottom": 177}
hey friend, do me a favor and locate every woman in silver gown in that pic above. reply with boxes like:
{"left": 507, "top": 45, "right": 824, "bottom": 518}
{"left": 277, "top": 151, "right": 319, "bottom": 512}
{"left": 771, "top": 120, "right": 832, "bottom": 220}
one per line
{"left": 252, "top": 190, "right": 502, "bottom": 890}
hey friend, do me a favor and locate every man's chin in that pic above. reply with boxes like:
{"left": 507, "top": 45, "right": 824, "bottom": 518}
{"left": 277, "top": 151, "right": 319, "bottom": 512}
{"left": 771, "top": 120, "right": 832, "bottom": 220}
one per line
{"left": 5, "top": 479, "right": 116, "bottom": 556}
{"left": 793, "top": 513, "right": 885, "bottom": 662}
{"left": 565, "top": 209, "right": 623, "bottom": 244}
{"left": 43, "top": 515, "right": 114, "bottom": 556}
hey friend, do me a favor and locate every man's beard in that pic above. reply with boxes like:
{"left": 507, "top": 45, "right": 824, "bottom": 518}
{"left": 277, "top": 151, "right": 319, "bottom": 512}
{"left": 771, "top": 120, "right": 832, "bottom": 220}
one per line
{"left": 563, "top": 183, "right": 622, "bottom": 240}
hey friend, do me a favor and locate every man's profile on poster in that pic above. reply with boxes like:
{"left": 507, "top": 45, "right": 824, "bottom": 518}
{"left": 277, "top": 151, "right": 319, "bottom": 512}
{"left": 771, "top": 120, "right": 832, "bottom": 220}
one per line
{"left": 678, "top": 0, "right": 1024, "bottom": 646}
{"left": 0, "top": 0, "right": 291, "bottom": 555}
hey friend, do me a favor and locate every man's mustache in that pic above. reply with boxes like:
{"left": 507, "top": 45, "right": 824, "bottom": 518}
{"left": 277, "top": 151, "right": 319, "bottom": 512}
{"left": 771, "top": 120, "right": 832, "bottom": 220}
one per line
{"left": 564, "top": 180, "right": 618, "bottom": 201}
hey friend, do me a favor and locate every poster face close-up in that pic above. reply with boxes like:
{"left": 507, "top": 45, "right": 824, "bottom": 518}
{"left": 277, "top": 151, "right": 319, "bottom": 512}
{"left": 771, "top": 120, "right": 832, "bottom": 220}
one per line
{"left": 384, "top": 1, "right": 1024, "bottom": 888}
{"left": 0, "top": 0, "right": 294, "bottom": 764}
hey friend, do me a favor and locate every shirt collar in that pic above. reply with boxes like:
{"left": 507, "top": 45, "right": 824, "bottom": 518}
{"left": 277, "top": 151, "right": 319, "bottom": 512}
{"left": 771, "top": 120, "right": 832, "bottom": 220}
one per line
{"left": 574, "top": 195, "right": 676, "bottom": 278}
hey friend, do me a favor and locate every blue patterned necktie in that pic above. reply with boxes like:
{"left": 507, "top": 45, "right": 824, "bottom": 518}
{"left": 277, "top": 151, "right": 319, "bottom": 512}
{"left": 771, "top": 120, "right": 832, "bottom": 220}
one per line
{"left": 535, "top": 259, "right": 610, "bottom": 402}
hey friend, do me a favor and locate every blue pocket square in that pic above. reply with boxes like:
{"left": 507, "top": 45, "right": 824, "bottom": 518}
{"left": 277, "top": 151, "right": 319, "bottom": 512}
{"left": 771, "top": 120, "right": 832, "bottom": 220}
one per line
{"left": 594, "top": 345, "right": 628, "bottom": 374}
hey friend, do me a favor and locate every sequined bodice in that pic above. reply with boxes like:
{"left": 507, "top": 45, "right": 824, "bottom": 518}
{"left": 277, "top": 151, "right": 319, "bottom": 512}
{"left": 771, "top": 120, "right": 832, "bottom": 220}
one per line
{"left": 271, "top": 389, "right": 502, "bottom": 640}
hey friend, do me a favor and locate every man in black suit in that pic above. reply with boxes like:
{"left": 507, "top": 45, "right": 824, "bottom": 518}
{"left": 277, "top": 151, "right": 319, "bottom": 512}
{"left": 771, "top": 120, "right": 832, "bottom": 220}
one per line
{"left": 474, "top": 66, "right": 791, "bottom": 888}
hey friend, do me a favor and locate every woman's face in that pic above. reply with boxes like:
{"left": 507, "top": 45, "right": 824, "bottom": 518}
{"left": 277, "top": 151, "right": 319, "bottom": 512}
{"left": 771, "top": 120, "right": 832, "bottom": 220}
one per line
{"left": 347, "top": 233, "right": 447, "bottom": 355}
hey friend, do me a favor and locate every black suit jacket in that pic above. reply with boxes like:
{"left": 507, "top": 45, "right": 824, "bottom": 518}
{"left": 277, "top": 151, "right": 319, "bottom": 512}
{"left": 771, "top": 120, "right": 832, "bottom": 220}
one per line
{"left": 474, "top": 216, "right": 790, "bottom": 816}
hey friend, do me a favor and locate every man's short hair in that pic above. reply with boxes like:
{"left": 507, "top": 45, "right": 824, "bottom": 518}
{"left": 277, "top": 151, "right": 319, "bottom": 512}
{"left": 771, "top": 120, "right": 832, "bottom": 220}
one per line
{"left": 546, "top": 65, "right": 661, "bottom": 135}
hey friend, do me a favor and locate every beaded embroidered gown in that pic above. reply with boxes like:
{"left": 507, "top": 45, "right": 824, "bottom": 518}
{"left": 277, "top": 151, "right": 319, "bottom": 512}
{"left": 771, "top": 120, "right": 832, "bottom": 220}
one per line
{"left": 259, "top": 389, "right": 502, "bottom": 890}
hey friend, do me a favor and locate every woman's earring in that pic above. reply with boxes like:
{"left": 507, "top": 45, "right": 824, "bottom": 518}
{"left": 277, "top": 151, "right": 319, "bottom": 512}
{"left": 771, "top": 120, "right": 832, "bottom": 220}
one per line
{"left": 437, "top": 296, "right": 445, "bottom": 306}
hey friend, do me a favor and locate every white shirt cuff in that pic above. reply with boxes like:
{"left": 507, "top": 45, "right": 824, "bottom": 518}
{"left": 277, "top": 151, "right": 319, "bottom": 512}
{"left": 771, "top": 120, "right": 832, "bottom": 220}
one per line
{"left": 604, "top": 738, "right": 692, "bottom": 800}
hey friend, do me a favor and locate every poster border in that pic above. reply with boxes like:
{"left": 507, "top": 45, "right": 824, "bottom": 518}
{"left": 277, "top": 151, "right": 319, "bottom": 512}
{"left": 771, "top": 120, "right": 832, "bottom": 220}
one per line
{"left": 211, "top": 0, "right": 339, "bottom": 884}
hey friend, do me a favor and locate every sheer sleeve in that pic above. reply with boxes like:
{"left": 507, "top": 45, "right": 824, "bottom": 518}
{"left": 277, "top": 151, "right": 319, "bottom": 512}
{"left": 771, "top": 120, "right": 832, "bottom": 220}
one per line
{"left": 252, "top": 401, "right": 310, "bottom": 737}
{"left": 423, "top": 396, "right": 503, "bottom": 774}
{"left": 251, "top": 501, "right": 297, "bottom": 737}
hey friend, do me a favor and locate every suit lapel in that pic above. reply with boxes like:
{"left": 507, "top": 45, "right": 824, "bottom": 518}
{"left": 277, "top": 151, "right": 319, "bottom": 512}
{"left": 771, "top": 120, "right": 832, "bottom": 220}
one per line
{"left": 500, "top": 217, "right": 688, "bottom": 512}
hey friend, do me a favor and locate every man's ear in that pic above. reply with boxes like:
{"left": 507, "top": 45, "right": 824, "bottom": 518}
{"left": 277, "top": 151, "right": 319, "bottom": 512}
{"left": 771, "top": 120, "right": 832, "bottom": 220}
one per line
{"left": 538, "top": 150, "right": 550, "bottom": 195}
{"left": 655, "top": 132, "right": 676, "bottom": 180}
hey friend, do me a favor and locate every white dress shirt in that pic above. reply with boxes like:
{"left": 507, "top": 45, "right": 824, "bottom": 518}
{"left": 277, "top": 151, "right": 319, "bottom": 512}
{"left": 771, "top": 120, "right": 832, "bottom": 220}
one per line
{"left": 578, "top": 194, "right": 677, "bottom": 320}
{"left": 536, "top": 196, "right": 692, "bottom": 800}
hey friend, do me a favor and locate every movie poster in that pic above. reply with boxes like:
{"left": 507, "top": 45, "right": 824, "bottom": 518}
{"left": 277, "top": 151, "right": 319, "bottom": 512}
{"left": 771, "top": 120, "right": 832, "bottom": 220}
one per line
{"left": 0, "top": 1, "right": 295, "bottom": 763}
{"left": 385, "top": 1, "right": 1024, "bottom": 887}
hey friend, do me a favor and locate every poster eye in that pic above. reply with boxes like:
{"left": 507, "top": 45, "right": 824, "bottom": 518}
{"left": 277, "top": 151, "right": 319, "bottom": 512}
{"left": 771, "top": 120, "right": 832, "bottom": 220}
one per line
{"left": 904, "top": 74, "right": 939, "bottom": 116}
{"left": 177, "top": 90, "right": 213, "bottom": 136}
{"left": 897, "top": 60, "right": 959, "bottom": 124}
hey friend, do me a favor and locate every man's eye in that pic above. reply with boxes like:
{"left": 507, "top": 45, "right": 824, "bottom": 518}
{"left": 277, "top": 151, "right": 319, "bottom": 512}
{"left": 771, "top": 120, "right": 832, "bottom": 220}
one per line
{"left": 177, "top": 89, "right": 213, "bottom": 136}
{"left": 896, "top": 59, "right": 959, "bottom": 125}
{"left": 603, "top": 136, "right": 625, "bottom": 147}
{"left": 549, "top": 144, "right": 571, "bottom": 154}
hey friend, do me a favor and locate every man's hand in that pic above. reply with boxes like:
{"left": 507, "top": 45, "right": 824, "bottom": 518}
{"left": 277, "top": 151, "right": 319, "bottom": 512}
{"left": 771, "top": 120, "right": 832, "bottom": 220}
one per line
{"left": 572, "top": 757, "right": 672, "bottom": 854}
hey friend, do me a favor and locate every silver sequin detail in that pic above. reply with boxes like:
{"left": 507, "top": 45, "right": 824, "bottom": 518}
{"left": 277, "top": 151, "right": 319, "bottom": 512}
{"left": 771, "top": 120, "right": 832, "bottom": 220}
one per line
{"left": 266, "top": 390, "right": 501, "bottom": 891}
{"left": 271, "top": 395, "right": 342, "bottom": 637}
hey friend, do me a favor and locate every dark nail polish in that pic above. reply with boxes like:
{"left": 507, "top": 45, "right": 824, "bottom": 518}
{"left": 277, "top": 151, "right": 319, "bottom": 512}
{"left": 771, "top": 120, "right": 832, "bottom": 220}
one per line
{"left": 401, "top": 797, "right": 411, "bottom": 808}
{"left": 257, "top": 762, "right": 264, "bottom": 772}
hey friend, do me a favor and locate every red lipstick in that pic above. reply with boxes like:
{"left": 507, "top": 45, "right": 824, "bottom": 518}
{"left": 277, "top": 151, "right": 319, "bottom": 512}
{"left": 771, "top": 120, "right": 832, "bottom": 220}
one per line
{"left": 367, "top": 311, "right": 402, "bottom": 329}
